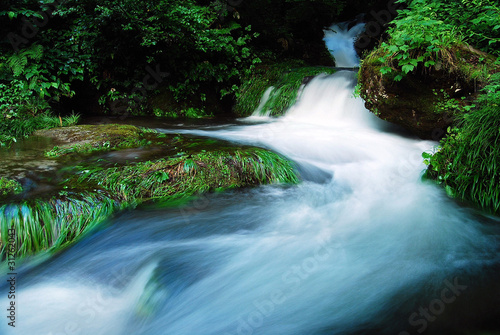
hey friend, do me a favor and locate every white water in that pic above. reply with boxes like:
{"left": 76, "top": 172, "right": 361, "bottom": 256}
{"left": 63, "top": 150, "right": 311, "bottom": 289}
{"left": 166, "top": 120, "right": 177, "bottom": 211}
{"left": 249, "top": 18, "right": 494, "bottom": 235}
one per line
{"left": 324, "top": 22, "right": 365, "bottom": 67}
{"left": 2, "top": 23, "right": 499, "bottom": 335}
{"left": 251, "top": 86, "right": 275, "bottom": 117}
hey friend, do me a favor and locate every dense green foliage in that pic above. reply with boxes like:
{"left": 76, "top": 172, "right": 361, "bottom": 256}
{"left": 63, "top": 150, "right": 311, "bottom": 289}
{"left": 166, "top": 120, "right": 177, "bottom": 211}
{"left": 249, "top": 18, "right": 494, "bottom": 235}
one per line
{"left": 423, "top": 73, "right": 500, "bottom": 213}
{"left": 375, "top": 0, "right": 500, "bottom": 81}
{"left": 0, "top": 177, "right": 22, "bottom": 195}
{"left": 0, "top": 0, "right": 260, "bottom": 132}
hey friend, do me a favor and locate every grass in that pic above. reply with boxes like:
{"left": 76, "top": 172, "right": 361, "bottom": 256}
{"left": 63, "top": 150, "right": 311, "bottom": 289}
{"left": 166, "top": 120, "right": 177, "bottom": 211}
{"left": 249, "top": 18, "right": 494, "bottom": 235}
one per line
{"left": 234, "top": 60, "right": 337, "bottom": 117}
{"left": 0, "top": 112, "right": 80, "bottom": 147}
{"left": 423, "top": 72, "right": 500, "bottom": 214}
{"left": 72, "top": 148, "right": 299, "bottom": 201}
{"left": 0, "top": 191, "right": 123, "bottom": 259}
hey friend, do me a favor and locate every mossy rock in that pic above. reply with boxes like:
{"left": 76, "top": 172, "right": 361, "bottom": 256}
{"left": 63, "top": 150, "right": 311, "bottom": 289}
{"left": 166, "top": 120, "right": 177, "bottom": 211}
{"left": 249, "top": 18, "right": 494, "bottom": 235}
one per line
{"left": 35, "top": 124, "right": 154, "bottom": 157}
{"left": 34, "top": 124, "right": 142, "bottom": 146}
{"left": 358, "top": 44, "right": 498, "bottom": 139}
{"left": 70, "top": 147, "right": 299, "bottom": 202}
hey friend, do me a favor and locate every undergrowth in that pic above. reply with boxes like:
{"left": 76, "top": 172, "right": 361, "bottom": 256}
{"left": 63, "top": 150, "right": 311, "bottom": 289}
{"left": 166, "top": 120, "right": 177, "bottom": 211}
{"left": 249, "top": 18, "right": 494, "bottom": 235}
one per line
{"left": 423, "top": 72, "right": 500, "bottom": 214}
{"left": 372, "top": 0, "right": 500, "bottom": 82}
{"left": 0, "top": 112, "right": 80, "bottom": 147}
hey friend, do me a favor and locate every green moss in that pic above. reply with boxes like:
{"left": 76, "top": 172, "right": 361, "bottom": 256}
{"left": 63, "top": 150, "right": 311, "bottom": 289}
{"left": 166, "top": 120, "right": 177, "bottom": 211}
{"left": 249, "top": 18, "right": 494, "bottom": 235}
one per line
{"left": 40, "top": 124, "right": 157, "bottom": 158}
{"left": 0, "top": 177, "right": 22, "bottom": 196}
{"left": 234, "top": 60, "right": 337, "bottom": 117}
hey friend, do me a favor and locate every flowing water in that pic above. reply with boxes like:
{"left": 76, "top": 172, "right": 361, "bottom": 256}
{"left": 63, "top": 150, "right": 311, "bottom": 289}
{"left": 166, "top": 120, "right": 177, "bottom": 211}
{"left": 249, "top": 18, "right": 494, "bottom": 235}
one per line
{"left": 2, "top": 24, "right": 500, "bottom": 335}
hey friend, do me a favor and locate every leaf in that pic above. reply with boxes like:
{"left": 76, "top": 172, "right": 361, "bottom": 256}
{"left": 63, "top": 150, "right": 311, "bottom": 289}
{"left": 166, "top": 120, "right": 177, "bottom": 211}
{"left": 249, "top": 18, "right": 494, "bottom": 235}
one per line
{"left": 401, "top": 64, "right": 415, "bottom": 74}
{"left": 380, "top": 66, "right": 393, "bottom": 75}
{"left": 422, "top": 152, "right": 433, "bottom": 159}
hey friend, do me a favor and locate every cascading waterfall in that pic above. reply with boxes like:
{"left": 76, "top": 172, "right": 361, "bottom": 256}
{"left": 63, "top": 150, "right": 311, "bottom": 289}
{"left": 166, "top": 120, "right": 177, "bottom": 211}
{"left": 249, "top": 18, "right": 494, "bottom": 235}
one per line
{"left": 251, "top": 86, "right": 275, "bottom": 117}
{"left": 2, "top": 23, "right": 499, "bottom": 335}
{"left": 323, "top": 22, "right": 365, "bottom": 68}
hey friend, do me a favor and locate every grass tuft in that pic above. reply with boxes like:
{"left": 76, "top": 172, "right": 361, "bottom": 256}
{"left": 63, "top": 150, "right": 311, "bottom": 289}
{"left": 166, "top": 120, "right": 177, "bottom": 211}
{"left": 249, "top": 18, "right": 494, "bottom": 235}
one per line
{"left": 423, "top": 72, "right": 500, "bottom": 213}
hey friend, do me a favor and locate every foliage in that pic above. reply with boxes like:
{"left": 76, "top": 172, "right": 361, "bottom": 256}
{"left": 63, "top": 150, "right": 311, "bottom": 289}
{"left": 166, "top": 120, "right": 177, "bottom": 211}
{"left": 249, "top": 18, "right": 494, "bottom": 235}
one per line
{"left": 0, "top": 177, "right": 22, "bottom": 196}
{"left": 423, "top": 73, "right": 500, "bottom": 213}
{"left": 235, "top": 61, "right": 337, "bottom": 116}
{"left": 0, "top": 0, "right": 260, "bottom": 121}
{"left": 375, "top": 0, "right": 500, "bottom": 81}
{"left": 54, "top": 0, "right": 259, "bottom": 105}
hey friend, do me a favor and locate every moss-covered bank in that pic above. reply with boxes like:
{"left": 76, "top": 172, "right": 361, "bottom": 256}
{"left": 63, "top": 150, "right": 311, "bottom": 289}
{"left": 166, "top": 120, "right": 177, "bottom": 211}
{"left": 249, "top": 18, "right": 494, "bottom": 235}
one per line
{"left": 358, "top": 44, "right": 497, "bottom": 139}
{"left": 0, "top": 124, "right": 299, "bottom": 259}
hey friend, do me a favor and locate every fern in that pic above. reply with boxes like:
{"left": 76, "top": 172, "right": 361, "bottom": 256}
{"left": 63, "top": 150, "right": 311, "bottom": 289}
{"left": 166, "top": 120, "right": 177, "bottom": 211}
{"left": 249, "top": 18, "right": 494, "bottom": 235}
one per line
{"left": 6, "top": 44, "right": 44, "bottom": 76}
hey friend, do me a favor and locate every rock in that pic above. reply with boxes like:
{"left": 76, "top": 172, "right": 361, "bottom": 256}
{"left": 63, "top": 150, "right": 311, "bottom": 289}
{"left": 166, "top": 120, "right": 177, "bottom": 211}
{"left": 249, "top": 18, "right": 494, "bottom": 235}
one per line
{"left": 358, "top": 44, "right": 497, "bottom": 139}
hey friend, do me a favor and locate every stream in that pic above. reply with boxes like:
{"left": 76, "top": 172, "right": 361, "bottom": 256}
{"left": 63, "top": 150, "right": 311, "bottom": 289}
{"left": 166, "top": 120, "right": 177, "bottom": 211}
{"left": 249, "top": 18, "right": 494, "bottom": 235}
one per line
{"left": 1, "top": 23, "right": 500, "bottom": 335}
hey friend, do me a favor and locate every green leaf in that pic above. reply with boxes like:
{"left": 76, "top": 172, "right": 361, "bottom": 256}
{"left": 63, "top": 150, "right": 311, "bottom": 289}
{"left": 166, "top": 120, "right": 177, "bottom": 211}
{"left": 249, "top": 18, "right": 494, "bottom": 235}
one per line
{"left": 380, "top": 66, "right": 393, "bottom": 75}
{"left": 401, "top": 64, "right": 415, "bottom": 74}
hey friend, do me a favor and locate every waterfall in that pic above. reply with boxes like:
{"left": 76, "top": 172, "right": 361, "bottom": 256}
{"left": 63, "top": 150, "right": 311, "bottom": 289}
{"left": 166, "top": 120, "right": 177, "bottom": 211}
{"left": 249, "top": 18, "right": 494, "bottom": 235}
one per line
{"left": 323, "top": 22, "right": 365, "bottom": 68}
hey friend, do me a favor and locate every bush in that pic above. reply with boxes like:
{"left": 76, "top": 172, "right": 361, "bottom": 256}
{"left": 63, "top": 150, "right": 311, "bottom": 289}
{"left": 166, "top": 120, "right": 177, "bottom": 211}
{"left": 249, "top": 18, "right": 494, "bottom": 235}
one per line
{"left": 375, "top": 0, "right": 500, "bottom": 81}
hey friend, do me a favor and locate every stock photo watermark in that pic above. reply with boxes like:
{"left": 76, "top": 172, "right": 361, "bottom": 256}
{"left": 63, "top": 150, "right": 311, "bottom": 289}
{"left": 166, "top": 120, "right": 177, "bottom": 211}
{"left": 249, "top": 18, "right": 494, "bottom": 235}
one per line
{"left": 399, "top": 276, "right": 467, "bottom": 335}
{"left": 225, "top": 236, "right": 345, "bottom": 335}
{"left": 5, "top": 227, "right": 17, "bottom": 328}
{"left": 7, "top": 0, "right": 67, "bottom": 52}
